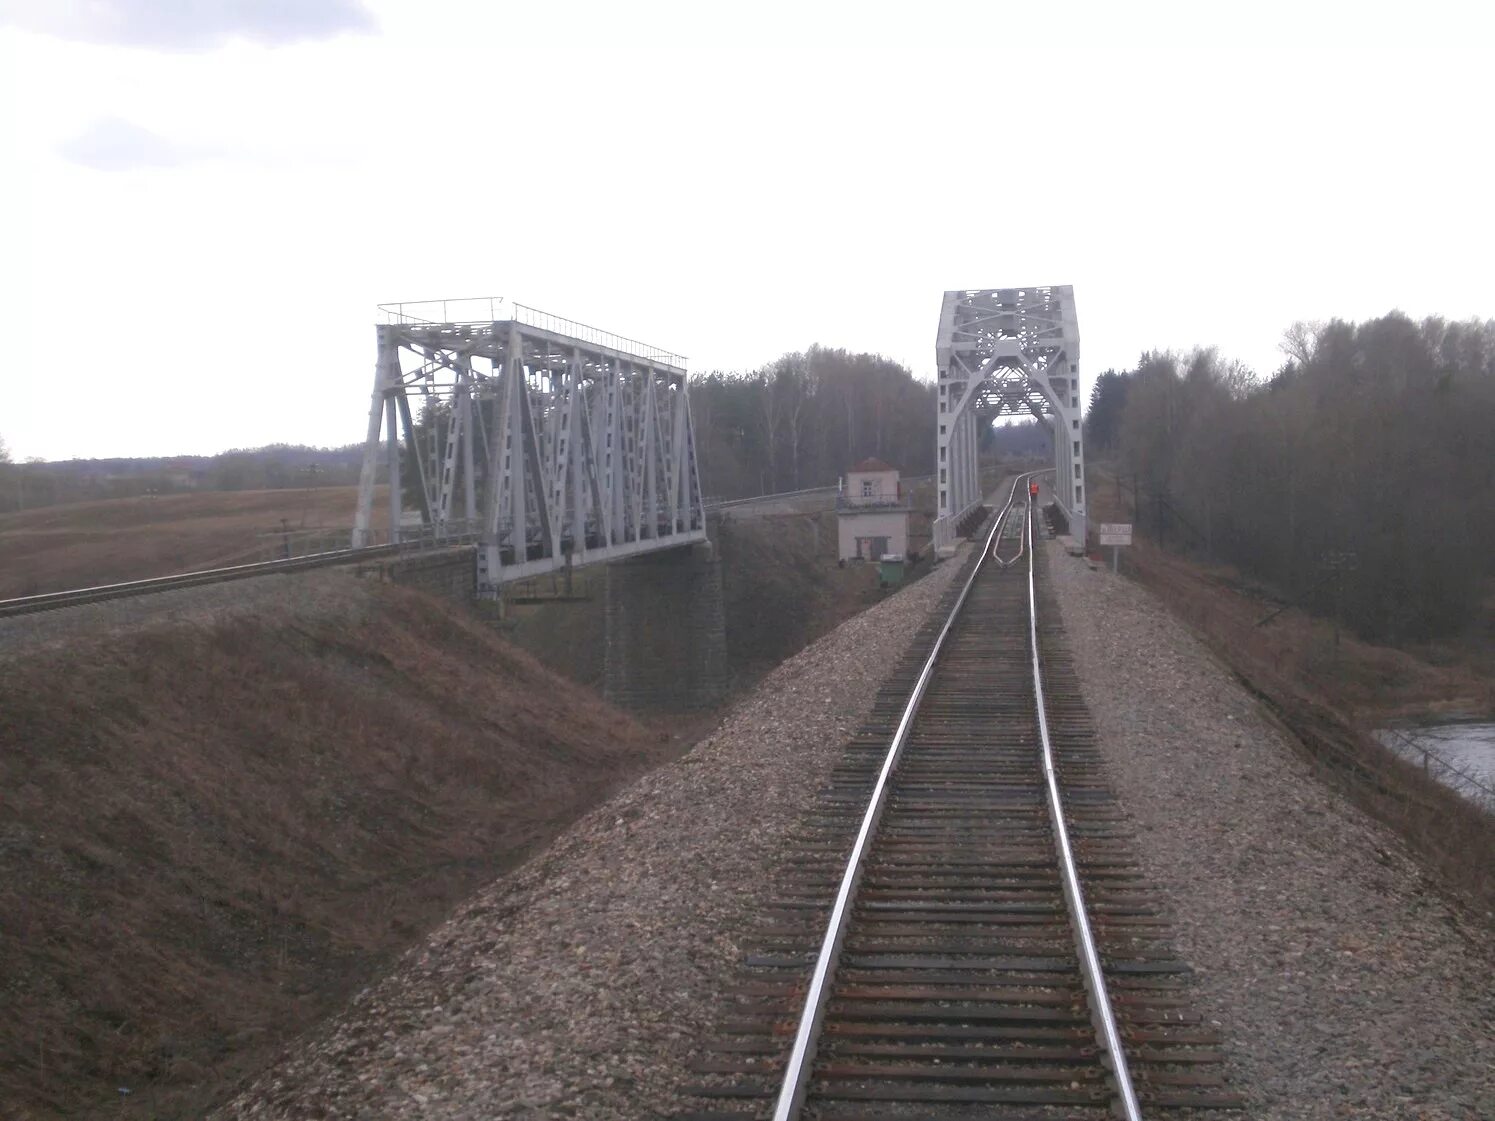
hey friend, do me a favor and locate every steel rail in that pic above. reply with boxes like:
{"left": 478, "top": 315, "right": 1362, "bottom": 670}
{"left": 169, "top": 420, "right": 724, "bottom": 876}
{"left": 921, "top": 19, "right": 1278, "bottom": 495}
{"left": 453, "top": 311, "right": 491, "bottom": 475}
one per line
{"left": 769, "top": 467, "right": 1141, "bottom": 1121}
{"left": 1024, "top": 489, "right": 1144, "bottom": 1121}
{"left": 990, "top": 484, "right": 1029, "bottom": 568}
{"left": 769, "top": 472, "right": 1032, "bottom": 1121}
{"left": 0, "top": 543, "right": 411, "bottom": 619}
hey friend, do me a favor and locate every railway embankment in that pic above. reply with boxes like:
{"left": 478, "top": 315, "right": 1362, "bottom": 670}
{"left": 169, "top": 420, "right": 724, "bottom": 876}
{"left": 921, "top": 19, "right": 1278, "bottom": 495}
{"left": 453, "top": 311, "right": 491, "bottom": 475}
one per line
{"left": 0, "top": 574, "right": 676, "bottom": 1120}
{"left": 217, "top": 525, "right": 1493, "bottom": 1121}
{"left": 11, "top": 499, "right": 1491, "bottom": 1120}
{"left": 1046, "top": 540, "right": 1494, "bottom": 1120}
{"left": 213, "top": 540, "right": 974, "bottom": 1120}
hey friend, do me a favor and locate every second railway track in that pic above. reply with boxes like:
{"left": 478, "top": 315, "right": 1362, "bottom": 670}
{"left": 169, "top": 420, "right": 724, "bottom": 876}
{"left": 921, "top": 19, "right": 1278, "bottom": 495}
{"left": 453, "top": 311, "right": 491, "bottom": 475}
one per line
{"left": 680, "top": 478, "right": 1242, "bottom": 1120}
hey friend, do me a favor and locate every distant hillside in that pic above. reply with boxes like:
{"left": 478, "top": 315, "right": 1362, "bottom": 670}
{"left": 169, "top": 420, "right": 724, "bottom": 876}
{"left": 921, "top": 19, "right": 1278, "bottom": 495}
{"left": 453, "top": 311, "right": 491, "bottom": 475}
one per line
{"left": 0, "top": 444, "right": 368, "bottom": 515}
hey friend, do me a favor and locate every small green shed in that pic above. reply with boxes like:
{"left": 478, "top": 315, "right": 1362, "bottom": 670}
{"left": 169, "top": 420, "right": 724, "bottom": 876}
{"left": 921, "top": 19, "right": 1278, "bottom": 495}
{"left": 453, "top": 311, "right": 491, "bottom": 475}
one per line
{"left": 878, "top": 554, "right": 906, "bottom": 587}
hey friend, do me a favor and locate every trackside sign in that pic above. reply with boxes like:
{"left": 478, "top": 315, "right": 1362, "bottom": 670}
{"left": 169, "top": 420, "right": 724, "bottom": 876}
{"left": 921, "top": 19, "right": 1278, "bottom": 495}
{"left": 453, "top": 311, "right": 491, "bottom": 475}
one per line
{"left": 1097, "top": 523, "right": 1132, "bottom": 547}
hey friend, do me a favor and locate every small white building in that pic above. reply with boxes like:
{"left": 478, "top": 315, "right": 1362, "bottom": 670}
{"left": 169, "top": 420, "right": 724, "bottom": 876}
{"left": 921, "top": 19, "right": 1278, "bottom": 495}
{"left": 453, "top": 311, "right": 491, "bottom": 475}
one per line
{"left": 836, "top": 458, "right": 910, "bottom": 562}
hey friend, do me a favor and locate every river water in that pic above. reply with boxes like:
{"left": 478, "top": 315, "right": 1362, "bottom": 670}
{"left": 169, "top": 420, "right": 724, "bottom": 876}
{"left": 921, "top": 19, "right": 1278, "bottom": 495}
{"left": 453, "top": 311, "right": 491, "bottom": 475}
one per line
{"left": 1374, "top": 723, "right": 1495, "bottom": 806}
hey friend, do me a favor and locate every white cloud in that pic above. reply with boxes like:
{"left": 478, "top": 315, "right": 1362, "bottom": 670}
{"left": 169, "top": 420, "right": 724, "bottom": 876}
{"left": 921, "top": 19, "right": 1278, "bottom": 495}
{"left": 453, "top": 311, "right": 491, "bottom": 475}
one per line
{"left": 0, "top": 0, "right": 375, "bottom": 50}
{"left": 56, "top": 116, "right": 210, "bottom": 170}
{"left": 1, "top": 1, "right": 1492, "bottom": 460}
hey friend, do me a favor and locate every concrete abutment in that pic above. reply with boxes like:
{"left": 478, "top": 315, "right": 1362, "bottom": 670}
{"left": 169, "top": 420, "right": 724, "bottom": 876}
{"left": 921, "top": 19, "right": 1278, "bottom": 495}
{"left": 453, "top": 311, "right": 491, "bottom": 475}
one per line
{"left": 363, "top": 542, "right": 729, "bottom": 711}
{"left": 603, "top": 542, "right": 729, "bottom": 711}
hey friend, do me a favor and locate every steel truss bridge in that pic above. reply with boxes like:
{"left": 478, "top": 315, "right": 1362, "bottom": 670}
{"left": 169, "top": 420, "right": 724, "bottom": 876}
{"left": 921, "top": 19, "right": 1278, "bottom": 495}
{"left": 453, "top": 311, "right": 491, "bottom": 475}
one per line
{"left": 934, "top": 286, "right": 1087, "bottom": 551}
{"left": 352, "top": 299, "right": 706, "bottom": 595}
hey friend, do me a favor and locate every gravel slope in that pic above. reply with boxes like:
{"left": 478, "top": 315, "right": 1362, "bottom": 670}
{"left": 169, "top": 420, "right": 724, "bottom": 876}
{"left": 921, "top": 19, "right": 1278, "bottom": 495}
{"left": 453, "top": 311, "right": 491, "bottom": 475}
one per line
{"left": 215, "top": 548, "right": 971, "bottom": 1120}
{"left": 1046, "top": 540, "right": 1494, "bottom": 1121}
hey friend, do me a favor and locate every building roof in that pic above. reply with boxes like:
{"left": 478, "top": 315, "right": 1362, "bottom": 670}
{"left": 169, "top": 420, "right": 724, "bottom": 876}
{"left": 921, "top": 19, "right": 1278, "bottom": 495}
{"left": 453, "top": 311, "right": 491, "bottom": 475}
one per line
{"left": 849, "top": 457, "right": 897, "bottom": 473}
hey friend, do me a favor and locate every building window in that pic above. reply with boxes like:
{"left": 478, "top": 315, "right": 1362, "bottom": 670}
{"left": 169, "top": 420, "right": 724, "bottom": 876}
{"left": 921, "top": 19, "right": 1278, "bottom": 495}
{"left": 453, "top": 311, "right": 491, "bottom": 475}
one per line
{"left": 862, "top": 478, "right": 874, "bottom": 497}
{"left": 939, "top": 424, "right": 945, "bottom": 435}
{"left": 939, "top": 446, "right": 946, "bottom": 461}
{"left": 940, "top": 488, "right": 946, "bottom": 505}
{"left": 1073, "top": 440, "right": 1080, "bottom": 455}
{"left": 1075, "top": 483, "right": 1083, "bottom": 501}
{"left": 1072, "top": 419, "right": 1079, "bottom": 430}
{"left": 940, "top": 468, "right": 946, "bottom": 483}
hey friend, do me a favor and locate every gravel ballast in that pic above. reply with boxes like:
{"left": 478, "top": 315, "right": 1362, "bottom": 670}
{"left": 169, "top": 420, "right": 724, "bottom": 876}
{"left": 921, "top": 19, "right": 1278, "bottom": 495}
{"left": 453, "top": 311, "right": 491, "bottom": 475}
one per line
{"left": 1045, "top": 539, "right": 1494, "bottom": 1120}
{"left": 215, "top": 548, "right": 972, "bottom": 1120}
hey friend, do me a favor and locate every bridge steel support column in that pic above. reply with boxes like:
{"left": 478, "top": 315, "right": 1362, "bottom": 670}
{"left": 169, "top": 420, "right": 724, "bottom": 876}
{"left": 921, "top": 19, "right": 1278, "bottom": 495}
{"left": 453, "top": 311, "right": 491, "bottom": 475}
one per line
{"left": 933, "top": 286, "right": 1087, "bottom": 552}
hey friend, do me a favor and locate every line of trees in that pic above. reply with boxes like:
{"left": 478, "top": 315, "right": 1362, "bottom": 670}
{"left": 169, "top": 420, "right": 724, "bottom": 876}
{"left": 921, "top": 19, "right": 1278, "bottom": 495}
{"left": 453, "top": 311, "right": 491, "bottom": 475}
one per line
{"left": 0, "top": 444, "right": 366, "bottom": 514}
{"left": 690, "top": 346, "right": 938, "bottom": 500}
{"left": 2, "top": 347, "right": 947, "bottom": 516}
{"left": 1088, "top": 313, "right": 1495, "bottom": 642}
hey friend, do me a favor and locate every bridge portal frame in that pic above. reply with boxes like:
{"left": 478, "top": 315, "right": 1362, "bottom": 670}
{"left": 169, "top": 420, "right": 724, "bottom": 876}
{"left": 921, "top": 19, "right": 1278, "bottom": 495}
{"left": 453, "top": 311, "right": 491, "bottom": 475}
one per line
{"left": 352, "top": 299, "right": 707, "bottom": 595}
{"left": 933, "top": 286, "right": 1086, "bottom": 551}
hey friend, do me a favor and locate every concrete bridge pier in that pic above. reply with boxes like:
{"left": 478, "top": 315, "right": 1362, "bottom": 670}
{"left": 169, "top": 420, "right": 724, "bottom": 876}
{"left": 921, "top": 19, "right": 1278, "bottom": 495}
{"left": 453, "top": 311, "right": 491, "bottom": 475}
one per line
{"left": 603, "top": 542, "right": 728, "bottom": 711}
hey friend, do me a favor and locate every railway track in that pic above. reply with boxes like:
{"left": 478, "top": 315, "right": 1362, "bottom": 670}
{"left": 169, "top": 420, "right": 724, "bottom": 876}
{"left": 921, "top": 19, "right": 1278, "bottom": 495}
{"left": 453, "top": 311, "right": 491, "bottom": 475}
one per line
{"left": 0, "top": 543, "right": 411, "bottom": 619}
{"left": 680, "top": 476, "right": 1241, "bottom": 1120}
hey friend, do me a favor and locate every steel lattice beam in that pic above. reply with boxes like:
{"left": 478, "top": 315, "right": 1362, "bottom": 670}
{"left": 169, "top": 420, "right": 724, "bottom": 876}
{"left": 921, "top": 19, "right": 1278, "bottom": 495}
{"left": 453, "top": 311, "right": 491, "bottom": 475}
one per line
{"left": 933, "top": 287, "right": 1086, "bottom": 550}
{"left": 352, "top": 300, "right": 706, "bottom": 594}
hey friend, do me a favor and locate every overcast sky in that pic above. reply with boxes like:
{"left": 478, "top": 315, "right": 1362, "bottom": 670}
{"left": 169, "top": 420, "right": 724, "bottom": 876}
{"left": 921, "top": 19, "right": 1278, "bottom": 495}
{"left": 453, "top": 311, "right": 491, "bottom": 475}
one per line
{"left": 1, "top": 1, "right": 1492, "bottom": 460}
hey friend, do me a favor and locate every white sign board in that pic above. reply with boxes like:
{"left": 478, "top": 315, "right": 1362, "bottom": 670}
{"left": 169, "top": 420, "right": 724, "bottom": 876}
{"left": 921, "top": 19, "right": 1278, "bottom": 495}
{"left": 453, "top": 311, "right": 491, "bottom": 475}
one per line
{"left": 1097, "top": 522, "right": 1132, "bottom": 547}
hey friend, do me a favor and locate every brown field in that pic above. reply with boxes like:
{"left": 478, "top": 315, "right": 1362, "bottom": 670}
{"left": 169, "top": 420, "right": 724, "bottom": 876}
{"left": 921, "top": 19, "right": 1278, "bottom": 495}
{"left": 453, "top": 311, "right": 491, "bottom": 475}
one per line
{"left": 0, "top": 574, "right": 677, "bottom": 1120}
{"left": 0, "top": 487, "right": 379, "bottom": 599}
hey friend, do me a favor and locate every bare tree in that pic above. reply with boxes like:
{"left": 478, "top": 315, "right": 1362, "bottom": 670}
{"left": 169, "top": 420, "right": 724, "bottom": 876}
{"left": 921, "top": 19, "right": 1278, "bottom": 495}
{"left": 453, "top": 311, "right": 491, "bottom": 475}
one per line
{"left": 1279, "top": 320, "right": 1321, "bottom": 368}
{"left": 1115, "top": 315, "right": 1495, "bottom": 642}
{"left": 756, "top": 366, "right": 780, "bottom": 493}
{"left": 688, "top": 349, "right": 937, "bottom": 501}
{"left": 782, "top": 351, "right": 816, "bottom": 490}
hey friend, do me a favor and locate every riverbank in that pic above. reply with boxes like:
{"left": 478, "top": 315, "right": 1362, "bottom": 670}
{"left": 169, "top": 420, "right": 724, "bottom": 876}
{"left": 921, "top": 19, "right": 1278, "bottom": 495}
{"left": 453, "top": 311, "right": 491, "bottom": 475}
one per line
{"left": 1375, "top": 722, "right": 1495, "bottom": 808}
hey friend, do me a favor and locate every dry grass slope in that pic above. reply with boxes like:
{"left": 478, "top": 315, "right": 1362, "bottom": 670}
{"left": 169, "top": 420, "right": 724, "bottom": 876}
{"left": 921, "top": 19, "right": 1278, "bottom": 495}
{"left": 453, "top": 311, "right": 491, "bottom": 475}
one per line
{"left": 0, "top": 576, "right": 670, "bottom": 1120}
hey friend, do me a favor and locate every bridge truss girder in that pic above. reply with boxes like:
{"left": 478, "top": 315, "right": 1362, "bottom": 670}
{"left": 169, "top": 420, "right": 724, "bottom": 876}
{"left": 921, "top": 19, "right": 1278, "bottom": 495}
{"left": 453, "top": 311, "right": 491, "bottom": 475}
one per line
{"left": 933, "top": 286, "right": 1086, "bottom": 550}
{"left": 352, "top": 304, "right": 706, "bottom": 594}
